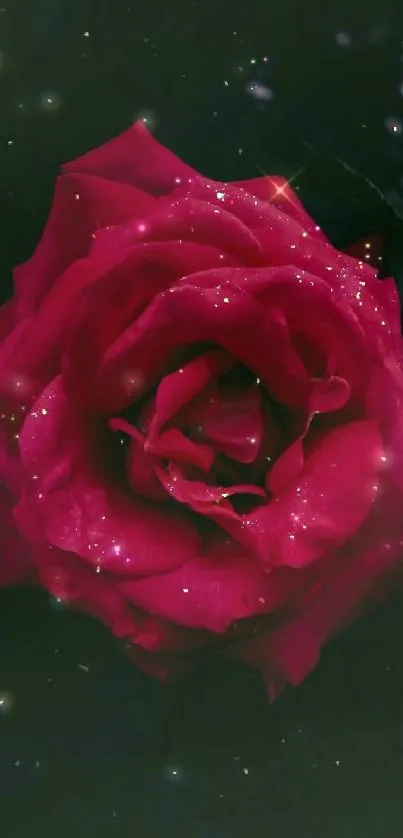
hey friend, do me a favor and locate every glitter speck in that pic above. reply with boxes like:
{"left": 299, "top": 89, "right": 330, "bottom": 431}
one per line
{"left": 246, "top": 81, "right": 273, "bottom": 101}
{"left": 40, "top": 90, "right": 61, "bottom": 112}
{"left": 165, "top": 765, "right": 183, "bottom": 783}
{"left": 385, "top": 117, "right": 402, "bottom": 136}
{"left": 335, "top": 31, "right": 352, "bottom": 46}
{"left": 0, "top": 691, "right": 13, "bottom": 713}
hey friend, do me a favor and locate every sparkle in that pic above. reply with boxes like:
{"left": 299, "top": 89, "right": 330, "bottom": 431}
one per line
{"left": 165, "top": 764, "right": 183, "bottom": 783}
{"left": 385, "top": 117, "right": 402, "bottom": 136}
{"left": 0, "top": 691, "right": 13, "bottom": 713}
{"left": 137, "top": 109, "right": 157, "bottom": 130}
{"left": 335, "top": 31, "right": 352, "bottom": 46}
{"left": 246, "top": 81, "right": 273, "bottom": 101}
{"left": 40, "top": 90, "right": 61, "bottom": 111}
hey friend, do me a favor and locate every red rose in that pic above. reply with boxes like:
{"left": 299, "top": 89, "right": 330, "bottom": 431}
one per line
{"left": 1, "top": 121, "right": 403, "bottom": 698}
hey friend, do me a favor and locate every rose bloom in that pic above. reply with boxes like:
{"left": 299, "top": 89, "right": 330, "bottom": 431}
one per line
{"left": 1, "top": 122, "right": 403, "bottom": 698}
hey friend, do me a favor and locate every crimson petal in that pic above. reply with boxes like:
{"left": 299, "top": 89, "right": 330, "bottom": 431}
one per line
{"left": 13, "top": 173, "right": 155, "bottom": 319}
{"left": 150, "top": 428, "right": 215, "bottom": 472}
{"left": 63, "top": 243, "right": 237, "bottom": 412}
{"left": 230, "top": 534, "right": 403, "bottom": 694}
{"left": 19, "top": 377, "right": 199, "bottom": 576}
{"left": 148, "top": 350, "right": 233, "bottom": 440}
{"left": 199, "top": 385, "right": 263, "bottom": 463}
{"left": 109, "top": 418, "right": 166, "bottom": 501}
{"left": 233, "top": 176, "right": 329, "bottom": 237}
{"left": 97, "top": 278, "right": 309, "bottom": 413}
{"left": 118, "top": 537, "right": 303, "bottom": 633}
{"left": 250, "top": 420, "right": 383, "bottom": 568}
{"left": 62, "top": 120, "right": 197, "bottom": 195}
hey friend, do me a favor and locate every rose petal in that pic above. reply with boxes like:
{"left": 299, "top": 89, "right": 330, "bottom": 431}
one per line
{"left": 201, "top": 266, "right": 368, "bottom": 401}
{"left": 230, "top": 534, "right": 403, "bottom": 692}
{"left": 309, "top": 376, "right": 351, "bottom": 414}
{"left": 14, "top": 492, "right": 206, "bottom": 655}
{"left": 267, "top": 439, "right": 304, "bottom": 497}
{"left": 63, "top": 242, "right": 237, "bottom": 411}
{"left": 148, "top": 350, "right": 233, "bottom": 440}
{"left": 172, "top": 177, "right": 318, "bottom": 237}
{"left": 150, "top": 429, "right": 215, "bottom": 472}
{"left": 118, "top": 537, "right": 304, "bottom": 633}
{"left": 124, "top": 645, "right": 193, "bottom": 681}
{"left": 19, "top": 377, "right": 199, "bottom": 576}
{"left": 0, "top": 486, "right": 32, "bottom": 586}
{"left": 0, "top": 300, "right": 15, "bottom": 343}
{"left": 97, "top": 278, "right": 309, "bottom": 413}
{"left": 200, "top": 385, "right": 263, "bottom": 463}
{"left": 13, "top": 173, "right": 154, "bottom": 319}
{"left": 108, "top": 418, "right": 167, "bottom": 501}
{"left": 233, "top": 176, "right": 328, "bottom": 237}
{"left": 250, "top": 420, "right": 383, "bottom": 568}
{"left": 256, "top": 222, "right": 377, "bottom": 291}
{"left": 344, "top": 233, "right": 384, "bottom": 266}
{"left": 155, "top": 462, "right": 268, "bottom": 555}
{"left": 366, "top": 359, "right": 403, "bottom": 494}
{"left": 62, "top": 120, "right": 198, "bottom": 195}
{"left": 3, "top": 240, "right": 203, "bottom": 406}
{"left": 92, "top": 197, "right": 264, "bottom": 266}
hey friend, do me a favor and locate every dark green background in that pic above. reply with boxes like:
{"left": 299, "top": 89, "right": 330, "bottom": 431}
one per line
{"left": 1, "top": 1, "right": 403, "bottom": 835}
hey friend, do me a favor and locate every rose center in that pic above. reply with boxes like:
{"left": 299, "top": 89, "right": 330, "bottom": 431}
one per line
{"left": 108, "top": 349, "right": 285, "bottom": 516}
